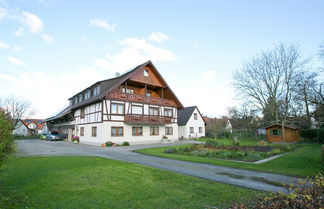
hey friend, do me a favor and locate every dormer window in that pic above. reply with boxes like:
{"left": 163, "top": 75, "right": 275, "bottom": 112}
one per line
{"left": 93, "top": 86, "right": 100, "bottom": 96}
{"left": 144, "top": 69, "right": 149, "bottom": 77}
{"left": 84, "top": 89, "right": 91, "bottom": 100}
{"left": 78, "top": 94, "right": 83, "bottom": 103}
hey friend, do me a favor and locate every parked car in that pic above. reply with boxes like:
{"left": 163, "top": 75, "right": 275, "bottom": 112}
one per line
{"left": 46, "top": 131, "right": 62, "bottom": 141}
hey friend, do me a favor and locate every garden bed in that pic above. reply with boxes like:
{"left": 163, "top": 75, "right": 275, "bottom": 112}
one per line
{"left": 164, "top": 140, "right": 297, "bottom": 162}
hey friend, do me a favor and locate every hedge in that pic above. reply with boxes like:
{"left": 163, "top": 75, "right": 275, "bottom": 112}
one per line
{"left": 299, "top": 129, "right": 324, "bottom": 143}
{"left": 0, "top": 111, "right": 14, "bottom": 167}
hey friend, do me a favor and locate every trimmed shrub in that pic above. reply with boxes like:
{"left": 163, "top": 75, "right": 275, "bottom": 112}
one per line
{"left": 228, "top": 174, "right": 324, "bottom": 209}
{"left": 122, "top": 141, "right": 130, "bottom": 146}
{"left": 105, "top": 141, "right": 114, "bottom": 147}
{"left": 164, "top": 148, "right": 176, "bottom": 153}
{"left": 204, "top": 140, "right": 219, "bottom": 148}
{"left": 0, "top": 111, "right": 14, "bottom": 167}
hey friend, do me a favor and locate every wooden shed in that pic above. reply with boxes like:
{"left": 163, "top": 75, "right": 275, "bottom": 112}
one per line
{"left": 265, "top": 124, "right": 300, "bottom": 143}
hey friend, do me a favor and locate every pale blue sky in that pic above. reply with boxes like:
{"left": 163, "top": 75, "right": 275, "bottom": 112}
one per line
{"left": 0, "top": 0, "right": 323, "bottom": 118}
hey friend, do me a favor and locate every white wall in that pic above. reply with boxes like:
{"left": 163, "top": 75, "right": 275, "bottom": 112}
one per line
{"left": 77, "top": 121, "right": 178, "bottom": 146}
{"left": 12, "top": 121, "right": 29, "bottom": 136}
{"left": 178, "top": 107, "right": 205, "bottom": 138}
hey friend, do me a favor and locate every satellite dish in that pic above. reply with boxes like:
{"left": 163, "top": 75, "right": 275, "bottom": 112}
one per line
{"left": 115, "top": 72, "right": 121, "bottom": 77}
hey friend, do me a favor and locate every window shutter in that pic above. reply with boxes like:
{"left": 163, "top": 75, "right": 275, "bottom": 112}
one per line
{"left": 278, "top": 129, "right": 281, "bottom": 136}
{"left": 270, "top": 130, "right": 272, "bottom": 136}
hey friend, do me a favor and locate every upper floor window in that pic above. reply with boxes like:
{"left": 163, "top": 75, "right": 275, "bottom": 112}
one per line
{"left": 146, "top": 92, "right": 151, "bottom": 96}
{"left": 194, "top": 113, "right": 198, "bottom": 120}
{"left": 84, "top": 89, "right": 91, "bottom": 100}
{"left": 132, "top": 105, "right": 143, "bottom": 115}
{"left": 122, "top": 88, "right": 134, "bottom": 94}
{"left": 78, "top": 94, "right": 83, "bottom": 103}
{"left": 111, "top": 103, "right": 124, "bottom": 114}
{"left": 93, "top": 86, "right": 100, "bottom": 96}
{"left": 74, "top": 97, "right": 78, "bottom": 105}
{"left": 149, "top": 107, "right": 159, "bottom": 116}
{"left": 164, "top": 108, "right": 173, "bottom": 117}
{"left": 144, "top": 70, "right": 149, "bottom": 77}
{"left": 80, "top": 108, "right": 85, "bottom": 119}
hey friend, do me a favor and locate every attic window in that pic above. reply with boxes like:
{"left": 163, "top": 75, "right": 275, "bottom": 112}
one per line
{"left": 144, "top": 70, "right": 149, "bottom": 77}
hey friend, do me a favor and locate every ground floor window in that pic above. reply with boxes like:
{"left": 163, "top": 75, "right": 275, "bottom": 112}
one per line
{"left": 132, "top": 127, "right": 143, "bottom": 136}
{"left": 271, "top": 129, "right": 280, "bottom": 136}
{"left": 199, "top": 127, "right": 203, "bottom": 133}
{"left": 111, "top": 127, "right": 123, "bottom": 136}
{"left": 150, "top": 127, "right": 159, "bottom": 135}
{"left": 91, "top": 126, "right": 97, "bottom": 137}
{"left": 165, "top": 127, "right": 173, "bottom": 135}
{"left": 190, "top": 127, "right": 194, "bottom": 134}
{"left": 80, "top": 127, "right": 84, "bottom": 136}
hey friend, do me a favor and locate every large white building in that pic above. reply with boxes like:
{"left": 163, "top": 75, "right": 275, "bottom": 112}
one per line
{"left": 178, "top": 106, "right": 206, "bottom": 139}
{"left": 47, "top": 61, "right": 186, "bottom": 146}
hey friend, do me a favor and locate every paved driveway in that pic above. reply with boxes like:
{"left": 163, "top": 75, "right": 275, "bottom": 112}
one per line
{"left": 16, "top": 140, "right": 299, "bottom": 193}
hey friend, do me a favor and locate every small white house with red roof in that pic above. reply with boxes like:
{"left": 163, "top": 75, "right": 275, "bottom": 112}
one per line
{"left": 13, "top": 119, "right": 46, "bottom": 136}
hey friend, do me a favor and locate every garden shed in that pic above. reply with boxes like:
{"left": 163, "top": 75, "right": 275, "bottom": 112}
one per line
{"left": 265, "top": 124, "right": 300, "bottom": 143}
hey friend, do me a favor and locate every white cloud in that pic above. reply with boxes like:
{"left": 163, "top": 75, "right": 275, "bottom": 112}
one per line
{"left": 13, "top": 27, "right": 25, "bottom": 36}
{"left": 0, "top": 40, "right": 10, "bottom": 49}
{"left": 1, "top": 68, "right": 103, "bottom": 118}
{"left": 0, "top": 73, "right": 15, "bottom": 81}
{"left": 95, "top": 37, "right": 175, "bottom": 73}
{"left": 200, "top": 71, "right": 217, "bottom": 84}
{"left": 148, "top": 32, "right": 170, "bottom": 42}
{"left": 80, "top": 35, "right": 87, "bottom": 41}
{"left": 7, "top": 56, "right": 27, "bottom": 66}
{"left": 0, "top": 7, "right": 9, "bottom": 19}
{"left": 0, "top": 40, "right": 22, "bottom": 51}
{"left": 21, "top": 12, "right": 43, "bottom": 34}
{"left": 12, "top": 46, "right": 22, "bottom": 51}
{"left": 41, "top": 33, "right": 54, "bottom": 43}
{"left": 89, "top": 18, "right": 116, "bottom": 32}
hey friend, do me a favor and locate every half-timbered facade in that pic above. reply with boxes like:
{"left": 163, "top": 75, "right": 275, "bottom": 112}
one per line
{"left": 47, "top": 61, "right": 183, "bottom": 145}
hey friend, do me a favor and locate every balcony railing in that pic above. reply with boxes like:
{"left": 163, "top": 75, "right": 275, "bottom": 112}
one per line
{"left": 124, "top": 115, "right": 172, "bottom": 125}
{"left": 107, "top": 90, "right": 177, "bottom": 107}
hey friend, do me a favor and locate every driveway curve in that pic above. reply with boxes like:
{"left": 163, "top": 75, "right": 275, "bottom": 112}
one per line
{"left": 16, "top": 139, "right": 299, "bottom": 193}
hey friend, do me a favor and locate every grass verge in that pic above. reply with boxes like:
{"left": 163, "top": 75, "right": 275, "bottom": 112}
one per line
{"left": 0, "top": 156, "right": 259, "bottom": 209}
{"left": 136, "top": 144, "right": 323, "bottom": 177}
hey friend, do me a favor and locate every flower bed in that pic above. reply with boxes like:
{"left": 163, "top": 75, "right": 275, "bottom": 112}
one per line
{"left": 164, "top": 140, "right": 297, "bottom": 162}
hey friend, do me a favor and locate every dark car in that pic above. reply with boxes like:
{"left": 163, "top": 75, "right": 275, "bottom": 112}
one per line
{"left": 46, "top": 131, "right": 62, "bottom": 141}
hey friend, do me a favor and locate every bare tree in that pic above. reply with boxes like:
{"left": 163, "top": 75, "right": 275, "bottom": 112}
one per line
{"left": 0, "top": 95, "right": 35, "bottom": 129}
{"left": 233, "top": 43, "right": 309, "bottom": 142}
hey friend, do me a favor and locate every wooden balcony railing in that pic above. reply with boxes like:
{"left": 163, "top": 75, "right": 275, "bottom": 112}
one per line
{"left": 124, "top": 115, "right": 172, "bottom": 125}
{"left": 107, "top": 90, "right": 177, "bottom": 107}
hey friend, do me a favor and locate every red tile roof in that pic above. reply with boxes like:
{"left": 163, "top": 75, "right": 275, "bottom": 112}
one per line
{"left": 21, "top": 119, "right": 46, "bottom": 130}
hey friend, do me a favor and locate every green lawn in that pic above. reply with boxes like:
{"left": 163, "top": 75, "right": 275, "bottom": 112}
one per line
{"left": 136, "top": 144, "right": 323, "bottom": 177}
{"left": 0, "top": 156, "right": 259, "bottom": 209}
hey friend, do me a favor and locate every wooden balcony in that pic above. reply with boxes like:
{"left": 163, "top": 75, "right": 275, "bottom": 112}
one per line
{"left": 107, "top": 90, "right": 177, "bottom": 107}
{"left": 124, "top": 115, "right": 172, "bottom": 125}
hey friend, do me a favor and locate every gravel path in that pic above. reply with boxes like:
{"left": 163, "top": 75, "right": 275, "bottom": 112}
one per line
{"left": 16, "top": 139, "right": 299, "bottom": 193}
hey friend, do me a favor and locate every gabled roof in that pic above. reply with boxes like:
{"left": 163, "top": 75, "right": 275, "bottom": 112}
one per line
{"left": 68, "top": 60, "right": 183, "bottom": 110}
{"left": 264, "top": 123, "right": 297, "bottom": 130}
{"left": 178, "top": 106, "right": 204, "bottom": 126}
{"left": 46, "top": 106, "right": 71, "bottom": 121}
{"left": 21, "top": 119, "right": 46, "bottom": 130}
{"left": 48, "top": 61, "right": 184, "bottom": 120}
